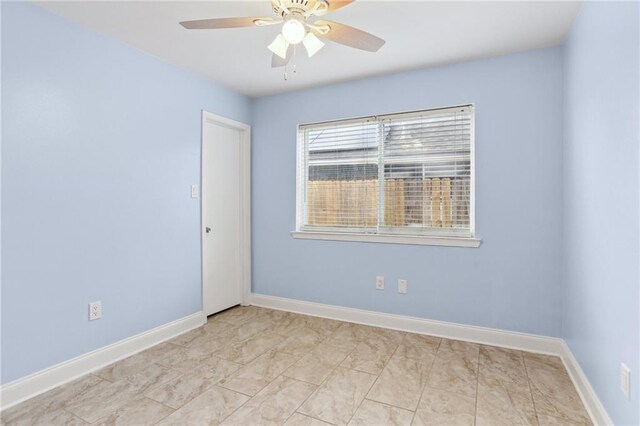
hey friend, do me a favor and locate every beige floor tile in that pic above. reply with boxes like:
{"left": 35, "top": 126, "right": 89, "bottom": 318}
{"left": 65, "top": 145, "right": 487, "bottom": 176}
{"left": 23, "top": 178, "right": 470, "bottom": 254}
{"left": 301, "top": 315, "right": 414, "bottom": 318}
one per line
{"left": 396, "top": 334, "right": 441, "bottom": 360}
{"left": 528, "top": 376, "right": 591, "bottom": 424}
{"left": 1, "top": 375, "right": 102, "bottom": 424}
{"left": 203, "top": 318, "right": 240, "bottom": 335}
{"left": 185, "top": 331, "right": 235, "bottom": 354}
{"left": 225, "top": 320, "right": 275, "bottom": 344}
{"left": 215, "top": 332, "right": 287, "bottom": 364}
{"left": 476, "top": 376, "right": 537, "bottom": 426}
{"left": 300, "top": 316, "right": 343, "bottom": 334}
{"left": 2, "top": 408, "right": 87, "bottom": 426}
{"left": 270, "top": 314, "right": 309, "bottom": 336}
{"left": 95, "top": 352, "right": 153, "bottom": 382}
{"left": 325, "top": 322, "right": 374, "bottom": 345}
{"left": 426, "top": 343, "right": 479, "bottom": 398}
{"left": 367, "top": 353, "right": 432, "bottom": 410}
{"left": 64, "top": 380, "right": 145, "bottom": 423}
{"left": 276, "top": 327, "right": 330, "bottom": 357}
{"left": 221, "top": 376, "right": 316, "bottom": 425}
{"left": 524, "top": 354, "right": 591, "bottom": 424}
{"left": 3, "top": 309, "right": 594, "bottom": 426}
{"left": 341, "top": 333, "right": 400, "bottom": 375}
{"left": 413, "top": 387, "right": 475, "bottom": 426}
{"left": 284, "top": 413, "right": 333, "bottom": 425}
{"left": 93, "top": 397, "right": 174, "bottom": 426}
{"left": 157, "top": 385, "right": 249, "bottom": 425}
{"left": 145, "top": 357, "right": 242, "bottom": 409}
{"left": 437, "top": 339, "right": 480, "bottom": 359}
{"left": 261, "top": 309, "right": 296, "bottom": 323}
{"left": 210, "top": 306, "right": 261, "bottom": 325}
{"left": 348, "top": 399, "right": 413, "bottom": 426}
{"left": 220, "top": 350, "right": 300, "bottom": 396}
{"left": 476, "top": 346, "right": 537, "bottom": 426}
{"left": 156, "top": 344, "right": 214, "bottom": 372}
{"left": 536, "top": 414, "right": 593, "bottom": 425}
{"left": 480, "top": 345, "right": 525, "bottom": 369}
{"left": 126, "top": 363, "right": 183, "bottom": 393}
{"left": 137, "top": 343, "right": 184, "bottom": 365}
{"left": 298, "top": 366, "right": 377, "bottom": 425}
{"left": 523, "top": 353, "right": 565, "bottom": 374}
{"left": 168, "top": 327, "right": 209, "bottom": 347}
{"left": 479, "top": 346, "right": 529, "bottom": 386}
{"left": 283, "top": 341, "right": 355, "bottom": 385}
{"left": 367, "top": 328, "right": 406, "bottom": 345}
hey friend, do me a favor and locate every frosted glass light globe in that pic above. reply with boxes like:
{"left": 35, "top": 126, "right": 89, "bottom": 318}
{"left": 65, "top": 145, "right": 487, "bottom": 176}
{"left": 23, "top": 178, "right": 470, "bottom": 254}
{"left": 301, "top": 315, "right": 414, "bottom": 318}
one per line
{"left": 282, "top": 19, "right": 305, "bottom": 44}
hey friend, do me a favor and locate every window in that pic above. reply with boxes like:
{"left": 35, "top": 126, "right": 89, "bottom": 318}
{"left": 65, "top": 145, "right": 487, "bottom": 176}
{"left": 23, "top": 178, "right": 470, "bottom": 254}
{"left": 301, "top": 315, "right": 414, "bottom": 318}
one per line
{"left": 294, "top": 105, "right": 479, "bottom": 247}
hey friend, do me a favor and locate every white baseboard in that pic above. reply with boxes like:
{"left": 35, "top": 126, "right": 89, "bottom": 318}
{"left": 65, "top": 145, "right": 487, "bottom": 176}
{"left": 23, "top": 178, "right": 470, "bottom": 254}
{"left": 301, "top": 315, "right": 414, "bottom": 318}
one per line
{"left": 560, "top": 341, "right": 614, "bottom": 426}
{"left": 249, "top": 293, "right": 563, "bottom": 355}
{"left": 249, "top": 293, "right": 611, "bottom": 425}
{"left": 0, "top": 312, "right": 206, "bottom": 411}
{"left": 2, "top": 294, "right": 612, "bottom": 425}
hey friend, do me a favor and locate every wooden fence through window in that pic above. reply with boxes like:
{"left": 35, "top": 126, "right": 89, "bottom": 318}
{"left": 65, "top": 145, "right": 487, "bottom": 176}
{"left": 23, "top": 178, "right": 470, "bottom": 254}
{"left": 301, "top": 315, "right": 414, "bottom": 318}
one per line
{"left": 307, "top": 178, "right": 469, "bottom": 228}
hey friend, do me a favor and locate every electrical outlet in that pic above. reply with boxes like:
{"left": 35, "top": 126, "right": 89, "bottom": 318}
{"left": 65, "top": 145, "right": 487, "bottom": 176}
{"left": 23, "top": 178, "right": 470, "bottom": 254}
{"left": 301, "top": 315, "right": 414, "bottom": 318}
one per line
{"left": 376, "top": 276, "right": 385, "bottom": 290}
{"left": 398, "top": 279, "right": 408, "bottom": 294}
{"left": 621, "top": 363, "right": 630, "bottom": 399}
{"left": 89, "top": 301, "right": 102, "bottom": 321}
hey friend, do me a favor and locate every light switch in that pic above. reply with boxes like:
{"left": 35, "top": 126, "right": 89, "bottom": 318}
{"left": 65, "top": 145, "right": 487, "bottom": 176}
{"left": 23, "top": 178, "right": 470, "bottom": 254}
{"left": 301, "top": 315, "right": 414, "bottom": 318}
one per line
{"left": 191, "top": 184, "right": 199, "bottom": 198}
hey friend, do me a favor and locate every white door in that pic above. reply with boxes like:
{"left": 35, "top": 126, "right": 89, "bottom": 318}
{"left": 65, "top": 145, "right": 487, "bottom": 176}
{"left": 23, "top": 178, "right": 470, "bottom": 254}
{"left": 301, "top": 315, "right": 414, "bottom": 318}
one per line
{"left": 202, "top": 117, "right": 243, "bottom": 316}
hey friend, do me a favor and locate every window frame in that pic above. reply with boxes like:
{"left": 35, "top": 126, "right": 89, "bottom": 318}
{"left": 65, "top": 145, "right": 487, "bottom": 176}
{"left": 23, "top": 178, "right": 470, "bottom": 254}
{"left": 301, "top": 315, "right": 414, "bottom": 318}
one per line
{"left": 293, "top": 104, "right": 481, "bottom": 248}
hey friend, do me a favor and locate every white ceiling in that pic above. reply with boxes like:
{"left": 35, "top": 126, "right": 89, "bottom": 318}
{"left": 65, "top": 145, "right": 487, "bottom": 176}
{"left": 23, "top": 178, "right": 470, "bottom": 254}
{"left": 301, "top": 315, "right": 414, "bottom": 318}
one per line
{"left": 36, "top": 1, "right": 582, "bottom": 97}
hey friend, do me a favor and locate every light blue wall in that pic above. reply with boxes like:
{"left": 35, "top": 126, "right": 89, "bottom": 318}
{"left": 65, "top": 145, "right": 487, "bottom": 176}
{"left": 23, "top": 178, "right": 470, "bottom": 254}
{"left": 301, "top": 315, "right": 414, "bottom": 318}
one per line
{"left": 6, "top": 11, "right": 636, "bottom": 426}
{"left": 1, "top": 3, "right": 251, "bottom": 384}
{"left": 562, "top": 2, "right": 640, "bottom": 425}
{"left": 252, "top": 47, "right": 564, "bottom": 337}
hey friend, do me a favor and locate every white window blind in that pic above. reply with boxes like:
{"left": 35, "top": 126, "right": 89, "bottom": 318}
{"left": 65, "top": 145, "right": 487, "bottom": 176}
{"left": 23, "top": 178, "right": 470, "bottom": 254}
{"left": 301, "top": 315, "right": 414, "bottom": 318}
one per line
{"left": 297, "top": 105, "right": 474, "bottom": 239}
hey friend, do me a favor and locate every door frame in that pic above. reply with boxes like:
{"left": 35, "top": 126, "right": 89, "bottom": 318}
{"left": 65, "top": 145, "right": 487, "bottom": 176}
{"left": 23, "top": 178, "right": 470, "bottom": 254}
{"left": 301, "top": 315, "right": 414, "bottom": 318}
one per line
{"left": 201, "top": 110, "right": 251, "bottom": 310}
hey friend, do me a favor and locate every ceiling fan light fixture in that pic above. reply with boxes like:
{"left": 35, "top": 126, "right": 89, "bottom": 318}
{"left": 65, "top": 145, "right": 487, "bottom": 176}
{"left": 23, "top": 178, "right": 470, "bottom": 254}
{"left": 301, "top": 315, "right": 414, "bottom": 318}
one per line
{"left": 268, "top": 34, "right": 290, "bottom": 59}
{"left": 281, "top": 18, "right": 306, "bottom": 44}
{"left": 179, "top": 0, "right": 386, "bottom": 71}
{"left": 302, "top": 32, "right": 324, "bottom": 57}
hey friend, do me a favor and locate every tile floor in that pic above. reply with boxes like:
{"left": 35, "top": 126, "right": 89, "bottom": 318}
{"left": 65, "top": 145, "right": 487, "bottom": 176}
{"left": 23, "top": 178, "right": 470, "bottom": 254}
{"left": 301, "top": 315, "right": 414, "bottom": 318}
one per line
{"left": 2, "top": 306, "right": 592, "bottom": 425}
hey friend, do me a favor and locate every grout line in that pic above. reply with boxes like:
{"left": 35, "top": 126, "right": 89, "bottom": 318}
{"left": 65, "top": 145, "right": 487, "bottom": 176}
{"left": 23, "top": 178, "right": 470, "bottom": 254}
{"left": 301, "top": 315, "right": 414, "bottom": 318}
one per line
{"left": 473, "top": 345, "right": 481, "bottom": 426}
{"left": 61, "top": 408, "right": 89, "bottom": 425}
{"left": 409, "top": 336, "right": 443, "bottom": 425}
{"left": 278, "top": 376, "right": 333, "bottom": 426}
{"left": 295, "top": 411, "right": 339, "bottom": 426}
{"left": 363, "top": 397, "right": 416, "bottom": 413}
{"left": 211, "top": 385, "right": 251, "bottom": 425}
{"left": 289, "top": 324, "right": 371, "bottom": 425}
{"left": 280, "top": 373, "right": 321, "bottom": 387}
{"left": 140, "top": 396, "right": 177, "bottom": 425}
{"left": 522, "top": 351, "right": 542, "bottom": 425}
{"left": 344, "top": 371, "right": 380, "bottom": 425}
{"left": 280, "top": 374, "right": 337, "bottom": 425}
{"left": 343, "top": 334, "right": 403, "bottom": 424}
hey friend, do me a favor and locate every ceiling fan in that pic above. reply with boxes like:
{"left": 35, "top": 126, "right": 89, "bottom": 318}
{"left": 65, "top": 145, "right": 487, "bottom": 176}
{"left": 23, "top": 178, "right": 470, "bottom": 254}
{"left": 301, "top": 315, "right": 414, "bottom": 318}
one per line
{"left": 179, "top": 0, "right": 385, "bottom": 69}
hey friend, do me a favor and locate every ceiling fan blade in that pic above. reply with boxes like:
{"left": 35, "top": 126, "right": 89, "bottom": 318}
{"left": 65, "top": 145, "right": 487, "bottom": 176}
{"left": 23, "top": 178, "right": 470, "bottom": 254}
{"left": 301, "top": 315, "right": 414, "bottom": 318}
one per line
{"left": 180, "top": 17, "right": 276, "bottom": 29}
{"left": 312, "top": 19, "right": 385, "bottom": 52}
{"left": 326, "top": 1, "right": 356, "bottom": 13}
{"left": 272, "top": 45, "right": 294, "bottom": 68}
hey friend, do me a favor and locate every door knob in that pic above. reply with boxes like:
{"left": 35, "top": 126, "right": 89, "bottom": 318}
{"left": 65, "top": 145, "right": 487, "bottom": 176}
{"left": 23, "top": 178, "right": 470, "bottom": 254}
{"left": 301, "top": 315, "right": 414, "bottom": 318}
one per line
{"left": 205, "top": 227, "right": 211, "bottom": 234}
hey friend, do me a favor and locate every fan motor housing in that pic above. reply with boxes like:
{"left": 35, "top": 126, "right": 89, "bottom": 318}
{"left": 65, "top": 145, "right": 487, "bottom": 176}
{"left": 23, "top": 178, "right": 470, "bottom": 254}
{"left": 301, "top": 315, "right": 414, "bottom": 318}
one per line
{"left": 271, "top": 0, "right": 329, "bottom": 18}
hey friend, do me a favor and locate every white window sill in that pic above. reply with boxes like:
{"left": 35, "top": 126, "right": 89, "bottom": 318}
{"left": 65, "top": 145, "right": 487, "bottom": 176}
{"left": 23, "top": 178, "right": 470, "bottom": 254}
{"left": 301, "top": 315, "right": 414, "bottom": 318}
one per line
{"left": 290, "top": 231, "right": 481, "bottom": 248}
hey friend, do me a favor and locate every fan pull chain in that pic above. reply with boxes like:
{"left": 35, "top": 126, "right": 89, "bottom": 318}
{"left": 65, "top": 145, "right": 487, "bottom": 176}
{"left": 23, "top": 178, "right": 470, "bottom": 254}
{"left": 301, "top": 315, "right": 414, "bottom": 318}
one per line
{"left": 293, "top": 45, "right": 297, "bottom": 74}
{"left": 283, "top": 45, "right": 298, "bottom": 81}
